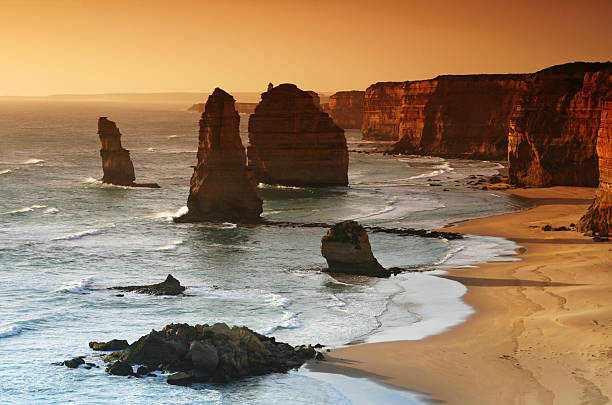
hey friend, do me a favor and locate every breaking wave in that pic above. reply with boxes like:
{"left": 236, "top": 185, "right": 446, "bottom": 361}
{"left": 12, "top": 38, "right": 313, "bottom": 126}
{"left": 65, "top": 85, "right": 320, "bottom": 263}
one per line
{"left": 0, "top": 169, "right": 12, "bottom": 175}
{"left": 54, "top": 278, "right": 93, "bottom": 294}
{"left": 156, "top": 240, "right": 184, "bottom": 251}
{"left": 0, "top": 325, "right": 23, "bottom": 339}
{"left": 6, "top": 205, "right": 47, "bottom": 215}
{"left": 408, "top": 161, "right": 454, "bottom": 180}
{"left": 52, "top": 228, "right": 104, "bottom": 241}
{"left": 23, "top": 159, "right": 45, "bottom": 165}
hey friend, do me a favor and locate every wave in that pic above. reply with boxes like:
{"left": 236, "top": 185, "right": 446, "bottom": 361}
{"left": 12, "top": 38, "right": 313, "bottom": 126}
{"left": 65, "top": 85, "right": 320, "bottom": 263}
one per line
{"left": 408, "top": 161, "right": 455, "bottom": 180}
{"left": 84, "top": 177, "right": 100, "bottom": 184}
{"left": 434, "top": 246, "right": 466, "bottom": 266}
{"left": 54, "top": 278, "right": 93, "bottom": 294}
{"left": 221, "top": 222, "right": 237, "bottom": 229}
{"left": 346, "top": 196, "right": 398, "bottom": 221}
{"left": 44, "top": 207, "right": 59, "bottom": 214}
{"left": 52, "top": 228, "right": 102, "bottom": 241}
{"left": 266, "top": 293, "right": 293, "bottom": 309}
{"left": 151, "top": 206, "right": 189, "bottom": 222}
{"left": 258, "top": 312, "right": 303, "bottom": 336}
{"left": 258, "top": 183, "right": 303, "bottom": 190}
{"left": 0, "top": 325, "right": 23, "bottom": 338}
{"left": 167, "top": 135, "right": 179, "bottom": 139}
{"left": 0, "top": 169, "right": 12, "bottom": 175}
{"left": 156, "top": 240, "right": 184, "bottom": 251}
{"left": 22, "top": 158, "right": 45, "bottom": 165}
{"left": 146, "top": 147, "right": 156, "bottom": 152}
{"left": 6, "top": 204, "right": 47, "bottom": 215}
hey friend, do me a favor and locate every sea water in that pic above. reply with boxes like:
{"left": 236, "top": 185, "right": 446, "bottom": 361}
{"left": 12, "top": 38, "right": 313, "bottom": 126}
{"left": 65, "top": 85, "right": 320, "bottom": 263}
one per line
{"left": 0, "top": 101, "right": 529, "bottom": 404}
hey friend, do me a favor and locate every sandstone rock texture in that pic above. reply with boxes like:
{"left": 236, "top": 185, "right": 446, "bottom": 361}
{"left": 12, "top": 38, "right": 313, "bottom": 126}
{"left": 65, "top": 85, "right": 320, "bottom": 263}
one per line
{"left": 328, "top": 91, "right": 365, "bottom": 129}
{"left": 105, "top": 323, "right": 316, "bottom": 384}
{"left": 362, "top": 75, "right": 526, "bottom": 158}
{"left": 579, "top": 94, "right": 612, "bottom": 235}
{"left": 508, "top": 62, "right": 612, "bottom": 187}
{"left": 321, "top": 220, "right": 389, "bottom": 277}
{"left": 177, "top": 88, "right": 262, "bottom": 223}
{"left": 98, "top": 117, "right": 136, "bottom": 186}
{"left": 247, "top": 83, "right": 348, "bottom": 187}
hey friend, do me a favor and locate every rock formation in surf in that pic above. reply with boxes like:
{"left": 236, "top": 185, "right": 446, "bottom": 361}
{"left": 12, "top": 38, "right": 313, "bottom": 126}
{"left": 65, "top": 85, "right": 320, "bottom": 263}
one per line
{"left": 363, "top": 75, "right": 527, "bottom": 159}
{"left": 109, "top": 274, "right": 186, "bottom": 296}
{"left": 578, "top": 93, "right": 612, "bottom": 235}
{"left": 328, "top": 91, "right": 365, "bottom": 129}
{"left": 321, "top": 220, "right": 389, "bottom": 277}
{"left": 176, "top": 88, "right": 262, "bottom": 223}
{"left": 247, "top": 83, "right": 348, "bottom": 187}
{"left": 98, "top": 117, "right": 159, "bottom": 188}
{"left": 508, "top": 62, "right": 612, "bottom": 187}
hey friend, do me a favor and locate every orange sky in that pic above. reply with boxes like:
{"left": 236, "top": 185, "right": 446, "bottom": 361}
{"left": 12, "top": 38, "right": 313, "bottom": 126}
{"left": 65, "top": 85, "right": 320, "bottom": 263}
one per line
{"left": 1, "top": 0, "right": 611, "bottom": 96}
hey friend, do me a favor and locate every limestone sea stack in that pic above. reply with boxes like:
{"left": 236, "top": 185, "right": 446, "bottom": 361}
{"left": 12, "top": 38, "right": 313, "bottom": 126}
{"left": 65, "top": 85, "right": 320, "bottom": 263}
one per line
{"left": 176, "top": 88, "right": 262, "bottom": 223}
{"left": 579, "top": 94, "right": 612, "bottom": 235}
{"left": 98, "top": 117, "right": 160, "bottom": 188}
{"left": 328, "top": 91, "right": 365, "bottom": 129}
{"left": 508, "top": 62, "right": 612, "bottom": 187}
{"left": 98, "top": 117, "right": 136, "bottom": 186}
{"left": 321, "top": 220, "right": 389, "bottom": 277}
{"left": 247, "top": 84, "right": 348, "bottom": 187}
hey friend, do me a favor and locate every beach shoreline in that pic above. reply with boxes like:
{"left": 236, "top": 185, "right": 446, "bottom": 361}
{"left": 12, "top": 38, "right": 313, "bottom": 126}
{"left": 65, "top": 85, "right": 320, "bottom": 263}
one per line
{"left": 311, "top": 186, "right": 612, "bottom": 404}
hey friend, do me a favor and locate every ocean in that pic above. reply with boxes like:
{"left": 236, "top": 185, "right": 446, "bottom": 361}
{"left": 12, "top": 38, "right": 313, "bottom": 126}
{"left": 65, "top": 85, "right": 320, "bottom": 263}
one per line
{"left": 0, "top": 101, "right": 529, "bottom": 404}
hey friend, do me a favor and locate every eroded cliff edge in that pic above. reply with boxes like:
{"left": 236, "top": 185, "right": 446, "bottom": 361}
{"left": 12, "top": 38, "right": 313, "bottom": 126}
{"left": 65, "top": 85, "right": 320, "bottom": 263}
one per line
{"left": 176, "top": 88, "right": 262, "bottom": 223}
{"left": 247, "top": 83, "right": 348, "bottom": 187}
{"left": 328, "top": 91, "right": 365, "bottom": 129}
{"left": 508, "top": 62, "right": 612, "bottom": 186}
{"left": 579, "top": 94, "right": 612, "bottom": 235}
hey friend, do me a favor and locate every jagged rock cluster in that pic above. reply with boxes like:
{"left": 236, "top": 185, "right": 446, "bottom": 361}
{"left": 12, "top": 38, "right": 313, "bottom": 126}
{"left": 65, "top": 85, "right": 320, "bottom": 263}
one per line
{"left": 176, "top": 88, "right": 262, "bottom": 223}
{"left": 109, "top": 274, "right": 186, "bottom": 296}
{"left": 247, "top": 84, "right": 348, "bottom": 187}
{"left": 98, "top": 323, "right": 316, "bottom": 385}
{"left": 328, "top": 91, "right": 365, "bottom": 129}
{"left": 508, "top": 63, "right": 612, "bottom": 187}
{"left": 321, "top": 220, "right": 389, "bottom": 277}
{"left": 98, "top": 117, "right": 159, "bottom": 188}
{"left": 579, "top": 94, "right": 612, "bottom": 235}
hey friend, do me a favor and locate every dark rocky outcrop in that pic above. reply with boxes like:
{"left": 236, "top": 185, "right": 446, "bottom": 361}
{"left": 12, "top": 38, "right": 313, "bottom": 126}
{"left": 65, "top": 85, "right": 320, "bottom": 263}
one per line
{"left": 189, "top": 102, "right": 258, "bottom": 115}
{"left": 109, "top": 274, "right": 186, "bottom": 296}
{"left": 98, "top": 117, "right": 159, "bottom": 188}
{"left": 176, "top": 88, "right": 262, "bottom": 223}
{"left": 62, "top": 357, "right": 85, "bottom": 369}
{"left": 579, "top": 94, "right": 612, "bottom": 235}
{"left": 89, "top": 339, "right": 129, "bottom": 351}
{"left": 328, "top": 91, "right": 365, "bottom": 129}
{"left": 247, "top": 84, "right": 349, "bottom": 187}
{"left": 321, "top": 220, "right": 389, "bottom": 277}
{"left": 508, "top": 62, "right": 612, "bottom": 187}
{"left": 104, "top": 323, "right": 316, "bottom": 384}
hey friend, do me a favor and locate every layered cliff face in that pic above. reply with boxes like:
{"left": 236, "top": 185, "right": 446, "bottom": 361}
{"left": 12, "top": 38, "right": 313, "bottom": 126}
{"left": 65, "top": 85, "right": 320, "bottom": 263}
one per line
{"left": 363, "top": 76, "right": 526, "bottom": 158}
{"left": 98, "top": 117, "right": 136, "bottom": 186}
{"left": 362, "top": 82, "right": 406, "bottom": 141}
{"left": 176, "top": 88, "right": 262, "bottom": 223}
{"left": 328, "top": 91, "right": 365, "bottom": 129}
{"left": 508, "top": 63, "right": 612, "bottom": 187}
{"left": 579, "top": 95, "right": 612, "bottom": 235}
{"left": 247, "top": 83, "right": 348, "bottom": 187}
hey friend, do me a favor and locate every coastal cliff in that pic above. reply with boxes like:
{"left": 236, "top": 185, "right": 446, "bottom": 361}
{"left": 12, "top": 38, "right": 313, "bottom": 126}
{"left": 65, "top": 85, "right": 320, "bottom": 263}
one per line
{"left": 98, "top": 117, "right": 136, "bottom": 186}
{"left": 508, "top": 62, "right": 612, "bottom": 187}
{"left": 328, "top": 91, "right": 365, "bottom": 129}
{"left": 579, "top": 94, "right": 612, "bottom": 235}
{"left": 176, "top": 88, "right": 262, "bottom": 223}
{"left": 247, "top": 83, "right": 348, "bottom": 187}
{"left": 362, "top": 76, "right": 526, "bottom": 158}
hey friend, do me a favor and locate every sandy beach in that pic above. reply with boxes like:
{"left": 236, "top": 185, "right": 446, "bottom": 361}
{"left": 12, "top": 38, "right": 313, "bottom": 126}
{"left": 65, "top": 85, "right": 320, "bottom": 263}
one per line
{"left": 314, "top": 187, "right": 612, "bottom": 404}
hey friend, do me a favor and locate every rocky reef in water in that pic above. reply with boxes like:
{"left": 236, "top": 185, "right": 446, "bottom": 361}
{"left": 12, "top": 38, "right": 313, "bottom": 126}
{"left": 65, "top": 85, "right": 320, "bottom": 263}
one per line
{"left": 508, "top": 62, "right": 612, "bottom": 187}
{"left": 321, "top": 220, "right": 390, "bottom": 277}
{"left": 176, "top": 88, "right": 262, "bottom": 223}
{"left": 247, "top": 83, "right": 348, "bottom": 187}
{"left": 98, "top": 117, "right": 159, "bottom": 188}
{"left": 88, "top": 323, "right": 317, "bottom": 385}
{"left": 328, "top": 91, "right": 365, "bottom": 129}
{"left": 579, "top": 94, "right": 612, "bottom": 235}
{"left": 362, "top": 75, "right": 527, "bottom": 159}
{"left": 109, "top": 274, "right": 186, "bottom": 296}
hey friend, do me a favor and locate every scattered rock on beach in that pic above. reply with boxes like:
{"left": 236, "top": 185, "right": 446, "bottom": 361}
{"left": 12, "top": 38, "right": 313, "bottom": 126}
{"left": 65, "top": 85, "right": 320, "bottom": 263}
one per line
{"left": 109, "top": 274, "right": 185, "bottom": 296}
{"left": 321, "top": 220, "right": 390, "bottom": 277}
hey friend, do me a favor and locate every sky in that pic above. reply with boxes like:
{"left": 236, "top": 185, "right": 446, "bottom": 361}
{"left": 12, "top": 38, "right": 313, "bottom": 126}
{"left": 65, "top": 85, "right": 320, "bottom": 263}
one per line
{"left": 1, "top": 0, "right": 611, "bottom": 96}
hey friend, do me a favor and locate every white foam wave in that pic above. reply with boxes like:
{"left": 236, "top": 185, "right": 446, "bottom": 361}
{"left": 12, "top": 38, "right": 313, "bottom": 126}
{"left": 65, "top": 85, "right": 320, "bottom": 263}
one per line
{"left": 408, "top": 162, "right": 455, "bottom": 180}
{"left": 150, "top": 206, "right": 188, "bottom": 222}
{"left": 0, "top": 169, "right": 12, "bottom": 175}
{"left": 156, "top": 240, "right": 184, "bottom": 251}
{"left": 6, "top": 205, "right": 47, "bottom": 214}
{"left": 0, "top": 325, "right": 23, "bottom": 338}
{"left": 346, "top": 196, "right": 398, "bottom": 221}
{"left": 44, "top": 207, "right": 59, "bottom": 214}
{"left": 53, "top": 229, "right": 102, "bottom": 241}
{"left": 266, "top": 293, "right": 293, "bottom": 309}
{"left": 258, "top": 183, "right": 303, "bottom": 190}
{"left": 84, "top": 177, "right": 100, "bottom": 184}
{"left": 146, "top": 147, "right": 156, "bottom": 152}
{"left": 54, "top": 278, "right": 93, "bottom": 294}
{"left": 23, "top": 158, "right": 45, "bottom": 165}
{"left": 167, "top": 135, "right": 179, "bottom": 139}
{"left": 221, "top": 222, "right": 237, "bottom": 229}
{"left": 258, "top": 312, "right": 303, "bottom": 336}
{"left": 434, "top": 246, "right": 466, "bottom": 266}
